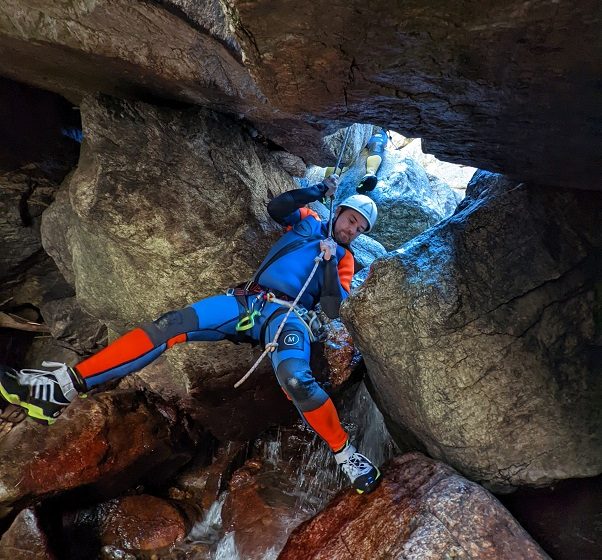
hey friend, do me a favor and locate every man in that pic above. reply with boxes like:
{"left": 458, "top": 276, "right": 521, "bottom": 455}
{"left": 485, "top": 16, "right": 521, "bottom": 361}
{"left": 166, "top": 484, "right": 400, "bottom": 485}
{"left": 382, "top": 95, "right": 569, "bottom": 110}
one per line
{"left": 0, "top": 176, "right": 381, "bottom": 494}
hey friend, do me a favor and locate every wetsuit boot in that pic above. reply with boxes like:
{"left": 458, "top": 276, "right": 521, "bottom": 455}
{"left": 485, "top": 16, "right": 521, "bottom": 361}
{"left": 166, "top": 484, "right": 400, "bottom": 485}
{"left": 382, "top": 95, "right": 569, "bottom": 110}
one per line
{"left": 0, "top": 362, "right": 84, "bottom": 424}
{"left": 335, "top": 441, "right": 382, "bottom": 494}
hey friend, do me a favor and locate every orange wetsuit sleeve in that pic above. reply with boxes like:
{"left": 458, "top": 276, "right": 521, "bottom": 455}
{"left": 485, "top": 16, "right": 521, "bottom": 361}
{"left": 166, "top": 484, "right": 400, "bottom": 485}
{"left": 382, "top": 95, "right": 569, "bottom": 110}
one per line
{"left": 337, "top": 249, "right": 354, "bottom": 293}
{"left": 285, "top": 207, "right": 321, "bottom": 231}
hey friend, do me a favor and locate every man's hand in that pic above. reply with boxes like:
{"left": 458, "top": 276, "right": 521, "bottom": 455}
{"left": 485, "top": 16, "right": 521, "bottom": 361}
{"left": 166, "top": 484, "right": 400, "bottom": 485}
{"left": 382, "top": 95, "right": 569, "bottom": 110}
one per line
{"left": 320, "top": 237, "right": 338, "bottom": 261}
{"left": 321, "top": 173, "right": 339, "bottom": 198}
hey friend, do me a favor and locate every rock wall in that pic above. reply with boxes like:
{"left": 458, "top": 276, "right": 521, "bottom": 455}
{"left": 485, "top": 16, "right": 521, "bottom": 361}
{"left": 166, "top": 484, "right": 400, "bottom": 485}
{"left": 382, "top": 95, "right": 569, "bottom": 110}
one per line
{"left": 0, "top": 1, "right": 598, "bottom": 186}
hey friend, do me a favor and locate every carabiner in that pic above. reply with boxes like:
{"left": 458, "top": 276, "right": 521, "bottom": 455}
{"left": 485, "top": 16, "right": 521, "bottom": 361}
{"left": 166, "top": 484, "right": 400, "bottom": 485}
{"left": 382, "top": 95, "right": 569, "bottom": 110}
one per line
{"left": 236, "top": 309, "right": 261, "bottom": 332}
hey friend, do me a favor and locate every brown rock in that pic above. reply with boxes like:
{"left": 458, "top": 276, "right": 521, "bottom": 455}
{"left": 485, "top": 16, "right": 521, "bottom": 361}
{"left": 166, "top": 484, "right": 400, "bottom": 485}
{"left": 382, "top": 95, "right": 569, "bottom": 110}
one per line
{"left": 279, "top": 453, "right": 550, "bottom": 560}
{"left": 230, "top": 0, "right": 599, "bottom": 189}
{"left": 218, "top": 423, "right": 349, "bottom": 559}
{"left": 0, "top": 390, "right": 199, "bottom": 518}
{"left": 99, "top": 495, "right": 187, "bottom": 551}
{"left": 221, "top": 459, "right": 288, "bottom": 559}
{"left": 319, "top": 319, "right": 362, "bottom": 388}
{"left": 171, "top": 441, "right": 248, "bottom": 511}
{"left": 0, "top": 508, "right": 56, "bottom": 559}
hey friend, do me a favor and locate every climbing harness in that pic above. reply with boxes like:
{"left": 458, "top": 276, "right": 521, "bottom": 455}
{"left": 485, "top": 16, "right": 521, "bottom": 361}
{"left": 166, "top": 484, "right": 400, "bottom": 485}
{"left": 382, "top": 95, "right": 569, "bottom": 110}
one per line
{"left": 234, "top": 250, "right": 325, "bottom": 388}
{"left": 228, "top": 281, "right": 292, "bottom": 334}
{"left": 234, "top": 293, "right": 264, "bottom": 333}
{"left": 262, "top": 296, "right": 324, "bottom": 343}
{"left": 233, "top": 125, "right": 353, "bottom": 388}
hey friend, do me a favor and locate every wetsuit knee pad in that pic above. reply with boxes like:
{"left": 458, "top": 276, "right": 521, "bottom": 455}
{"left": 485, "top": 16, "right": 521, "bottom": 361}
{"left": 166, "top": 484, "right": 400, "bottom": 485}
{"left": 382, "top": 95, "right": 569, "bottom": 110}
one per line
{"left": 141, "top": 307, "right": 199, "bottom": 346}
{"left": 275, "top": 358, "right": 327, "bottom": 411}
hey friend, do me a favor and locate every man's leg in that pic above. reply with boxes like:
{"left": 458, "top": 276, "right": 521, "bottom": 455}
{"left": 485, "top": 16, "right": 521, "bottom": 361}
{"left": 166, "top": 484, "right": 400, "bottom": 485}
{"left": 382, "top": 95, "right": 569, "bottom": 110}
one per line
{"left": 265, "top": 313, "right": 381, "bottom": 493}
{"left": 0, "top": 295, "right": 241, "bottom": 422}
{"left": 357, "top": 127, "right": 387, "bottom": 193}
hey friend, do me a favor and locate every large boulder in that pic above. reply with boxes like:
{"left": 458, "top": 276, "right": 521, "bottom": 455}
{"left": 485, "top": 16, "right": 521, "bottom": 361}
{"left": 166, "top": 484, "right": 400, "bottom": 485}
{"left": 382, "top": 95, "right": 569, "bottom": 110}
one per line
{"left": 0, "top": 0, "right": 332, "bottom": 163}
{"left": 40, "top": 93, "right": 291, "bottom": 408}
{"left": 343, "top": 171, "right": 602, "bottom": 490}
{"left": 279, "top": 453, "right": 550, "bottom": 560}
{"left": 0, "top": 390, "right": 201, "bottom": 519}
{"left": 42, "top": 93, "right": 293, "bottom": 325}
{"left": 1, "top": 2, "right": 598, "bottom": 185}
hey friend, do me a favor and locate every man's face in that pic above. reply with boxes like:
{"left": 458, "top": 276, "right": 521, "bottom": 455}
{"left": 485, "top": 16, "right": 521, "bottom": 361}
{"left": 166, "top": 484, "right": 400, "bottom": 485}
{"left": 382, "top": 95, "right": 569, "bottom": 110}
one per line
{"left": 333, "top": 208, "right": 369, "bottom": 245}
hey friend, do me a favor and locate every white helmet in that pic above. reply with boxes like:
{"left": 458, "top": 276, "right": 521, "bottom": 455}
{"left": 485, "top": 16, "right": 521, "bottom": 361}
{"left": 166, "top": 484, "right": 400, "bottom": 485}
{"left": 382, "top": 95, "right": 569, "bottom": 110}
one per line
{"left": 338, "top": 194, "right": 378, "bottom": 232}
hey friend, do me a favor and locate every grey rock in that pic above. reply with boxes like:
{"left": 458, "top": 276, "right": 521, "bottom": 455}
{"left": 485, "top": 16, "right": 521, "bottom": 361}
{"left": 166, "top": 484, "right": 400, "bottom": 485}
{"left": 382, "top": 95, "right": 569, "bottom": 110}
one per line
{"left": 42, "top": 93, "right": 292, "bottom": 329}
{"left": 0, "top": 508, "right": 55, "bottom": 559}
{"left": 270, "top": 151, "right": 307, "bottom": 177}
{"left": 349, "top": 235, "right": 387, "bottom": 274}
{"left": 0, "top": 167, "right": 75, "bottom": 311}
{"left": 321, "top": 124, "right": 375, "bottom": 169}
{"left": 334, "top": 148, "right": 458, "bottom": 251}
{"left": 342, "top": 171, "right": 602, "bottom": 490}
{"left": 40, "top": 296, "right": 107, "bottom": 355}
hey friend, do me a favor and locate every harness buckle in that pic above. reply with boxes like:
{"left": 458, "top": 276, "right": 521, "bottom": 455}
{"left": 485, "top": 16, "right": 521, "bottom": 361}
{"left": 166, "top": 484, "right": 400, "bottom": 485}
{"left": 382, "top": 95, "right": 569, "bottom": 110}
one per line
{"left": 226, "top": 288, "right": 235, "bottom": 297}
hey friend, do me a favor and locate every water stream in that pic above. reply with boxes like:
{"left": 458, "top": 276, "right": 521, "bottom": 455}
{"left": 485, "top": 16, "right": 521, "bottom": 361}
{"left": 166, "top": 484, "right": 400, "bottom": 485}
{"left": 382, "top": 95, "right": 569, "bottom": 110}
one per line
{"left": 180, "top": 381, "right": 396, "bottom": 559}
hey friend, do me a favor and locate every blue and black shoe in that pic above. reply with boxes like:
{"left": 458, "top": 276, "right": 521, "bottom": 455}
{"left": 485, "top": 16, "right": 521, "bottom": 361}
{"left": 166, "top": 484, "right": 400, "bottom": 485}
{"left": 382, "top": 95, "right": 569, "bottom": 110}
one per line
{"left": 0, "top": 362, "right": 81, "bottom": 424}
{"left": 357, "top": 173, "right": 378, "bottom": 193}
{"left": 335, "top": 442, "right": 382, "bottom": 494}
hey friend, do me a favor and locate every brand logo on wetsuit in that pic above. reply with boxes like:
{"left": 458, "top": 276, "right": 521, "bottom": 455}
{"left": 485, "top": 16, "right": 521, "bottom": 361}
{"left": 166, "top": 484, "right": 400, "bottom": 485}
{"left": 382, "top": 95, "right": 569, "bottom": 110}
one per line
{"left": 283, "top": 333, "right": 300, "bottom": 346}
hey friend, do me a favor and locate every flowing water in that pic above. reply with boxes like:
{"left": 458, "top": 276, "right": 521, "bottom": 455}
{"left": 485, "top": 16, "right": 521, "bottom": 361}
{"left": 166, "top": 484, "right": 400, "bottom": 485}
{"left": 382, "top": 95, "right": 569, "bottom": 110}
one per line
{"left": 180, "top": 381, "right": 396, "bottom": 559}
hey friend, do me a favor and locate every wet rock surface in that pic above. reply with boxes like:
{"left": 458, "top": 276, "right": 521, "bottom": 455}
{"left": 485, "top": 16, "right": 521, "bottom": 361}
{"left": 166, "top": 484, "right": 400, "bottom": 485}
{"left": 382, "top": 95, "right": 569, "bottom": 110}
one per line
{"left": 343, "top": 171, "right": 602, "bottom": 490}
{"left": 219, "top": 425, "right": 345, "bottom": 559}
{"left": 0, "top": 508, "right": 56, "bottom": 560}
{"left": 59, "top": 495, "right": 188, "bottom": 558}
{"left": 0, "top": 390, "right": 201, "bottom": 519}
{"left": 279, "top": 452, "right": 550, "bottom": 560}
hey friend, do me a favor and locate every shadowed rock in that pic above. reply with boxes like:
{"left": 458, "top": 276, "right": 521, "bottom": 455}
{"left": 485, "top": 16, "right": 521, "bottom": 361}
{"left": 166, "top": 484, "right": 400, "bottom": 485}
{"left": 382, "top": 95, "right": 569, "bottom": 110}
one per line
{"left": 60, "top": 494, "right": 188, "bottom": 556}
{"left": 279, "top": 452, "right": 550, "bottom": 560}
{"left": 0, "top": 508, "right": 55, "bottom": 560}
{"left": 229, "top": 0, "right": 600, "bottom": 188}
{"left": 1, "top": 2, "right": 598, "bottom": 185}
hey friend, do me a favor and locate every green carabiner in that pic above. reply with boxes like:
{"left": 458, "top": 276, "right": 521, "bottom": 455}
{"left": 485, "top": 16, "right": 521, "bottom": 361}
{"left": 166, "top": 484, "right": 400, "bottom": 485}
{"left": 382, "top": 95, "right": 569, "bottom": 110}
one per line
{"left": 235, "top": 309, "right": 261, "bottom": 332}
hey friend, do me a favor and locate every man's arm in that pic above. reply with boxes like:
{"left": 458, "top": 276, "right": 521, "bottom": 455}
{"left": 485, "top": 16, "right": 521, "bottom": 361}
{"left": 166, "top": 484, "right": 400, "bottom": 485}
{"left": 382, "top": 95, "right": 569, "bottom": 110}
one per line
{"left": 267, "top": 176, "right": 338, "bottom": 226}
{"left": 320, "top": 243, "right": 354, "bottom": 319}
{"left": 267, "top": 184, "right": 326, "bottom": 225}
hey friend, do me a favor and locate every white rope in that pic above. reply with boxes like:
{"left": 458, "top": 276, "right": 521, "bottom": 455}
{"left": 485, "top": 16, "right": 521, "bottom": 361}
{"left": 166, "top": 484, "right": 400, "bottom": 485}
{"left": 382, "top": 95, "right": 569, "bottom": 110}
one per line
{"left": 234, "top": 251, "right": 324, "bottom": 388}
